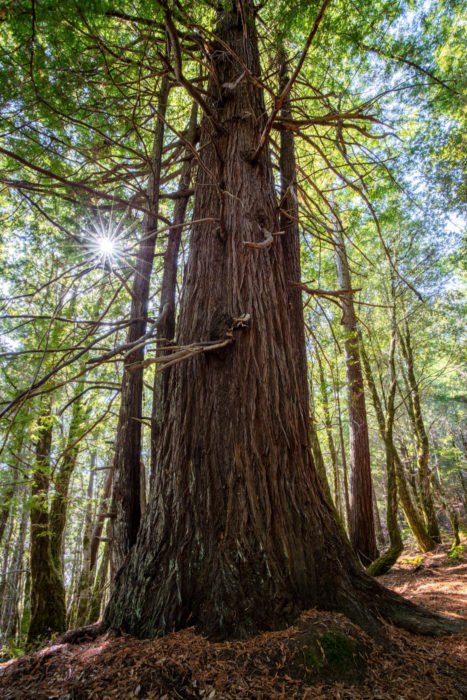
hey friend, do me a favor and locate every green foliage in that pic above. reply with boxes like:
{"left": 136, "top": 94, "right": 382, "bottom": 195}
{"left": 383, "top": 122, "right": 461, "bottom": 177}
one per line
{"left": 446, "top": 544, "right": 464, "bottom": 564}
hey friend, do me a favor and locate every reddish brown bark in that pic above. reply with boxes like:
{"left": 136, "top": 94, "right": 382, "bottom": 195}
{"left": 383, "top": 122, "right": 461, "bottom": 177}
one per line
{"left": 103, "top": 1, "right": 463, "bottom": 642}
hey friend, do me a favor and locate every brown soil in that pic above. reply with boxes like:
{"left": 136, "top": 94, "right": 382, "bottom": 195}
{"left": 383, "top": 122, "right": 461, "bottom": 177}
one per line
{"left": 1, "top": 543, "right": 465, "bottom": 699}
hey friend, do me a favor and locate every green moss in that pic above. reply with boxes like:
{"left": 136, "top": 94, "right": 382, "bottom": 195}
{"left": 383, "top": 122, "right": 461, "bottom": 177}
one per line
{"left": 303, "top": 631, "right": 360, "bottom": 671}
{"left": 288, "top": 629, "right": 366, "bottom": 682}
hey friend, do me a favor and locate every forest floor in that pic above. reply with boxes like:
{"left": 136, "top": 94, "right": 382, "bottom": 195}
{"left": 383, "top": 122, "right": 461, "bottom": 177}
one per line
{"left": 0, "top": 542, "right": 465, "bottom": 699}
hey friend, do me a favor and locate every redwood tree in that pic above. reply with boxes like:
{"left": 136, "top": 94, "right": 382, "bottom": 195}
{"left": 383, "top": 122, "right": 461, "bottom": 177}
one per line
{"left": 103, "top": 1, "right": 462, "bottom": 642}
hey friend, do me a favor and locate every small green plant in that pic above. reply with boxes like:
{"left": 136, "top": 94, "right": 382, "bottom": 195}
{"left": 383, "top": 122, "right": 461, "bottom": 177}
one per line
{"left": 446, "top": 544, "right": 464, "bottom": 564}
{"left": 400, "top": 555, "right": 423, "bottom": 567}
{"left": 0, "top": 638, "right": 25, "bottom": 661}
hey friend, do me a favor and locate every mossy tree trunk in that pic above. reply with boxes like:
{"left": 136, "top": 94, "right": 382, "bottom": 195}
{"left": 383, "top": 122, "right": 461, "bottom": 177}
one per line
{"left": 49, "top": 393, "right": 87, "bottom": 572}
{"left": 102, "top": 2, "right": 463, "bottom": 643}
{"left": 399, "top": 319, "right": 441, "bottom": 543}
{"left": 361, "top": 340, "right": 436, "bottom": 552}
{"left": 367, "top": 307, "right": 403, "bottom": 576}
{"left": 431, "top": 443, "right": 460, "bottom": 547}
{"left": 28, "top": 408, "right": 66, "bottom": 644}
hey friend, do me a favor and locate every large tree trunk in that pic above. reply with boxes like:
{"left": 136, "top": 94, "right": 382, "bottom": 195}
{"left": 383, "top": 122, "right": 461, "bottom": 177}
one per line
{"left": 110, "top": 75, "right": 170, "bottom": 576}
{"left": 334, "top": 219, "right": 378, "bottom": 565}
{"left": 103, "top": 1, "right": 463, "bottom": 642}
{"left": 28, "top": 409, "right": 66, "bottom": 644}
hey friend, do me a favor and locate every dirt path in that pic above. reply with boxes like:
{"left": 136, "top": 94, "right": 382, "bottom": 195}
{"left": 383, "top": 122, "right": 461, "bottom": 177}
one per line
{"left": 1, "top": 543, "right": 465, "bottom": 699}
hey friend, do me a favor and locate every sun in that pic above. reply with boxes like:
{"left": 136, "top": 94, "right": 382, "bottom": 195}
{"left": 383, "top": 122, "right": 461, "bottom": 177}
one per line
{"left": 97, "top": 236, "right": 116, "bottom": 257}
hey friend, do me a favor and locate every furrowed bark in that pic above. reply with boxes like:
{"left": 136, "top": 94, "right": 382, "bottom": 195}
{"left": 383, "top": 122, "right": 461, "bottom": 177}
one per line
{"left": 334, "top": 219, "right": 377, "bottom": 565}
{"left": 110, "top": 74, "right": 170, "bottom": 577}
{"left": 103, "top": 1, "right": 464, "bottom": 643}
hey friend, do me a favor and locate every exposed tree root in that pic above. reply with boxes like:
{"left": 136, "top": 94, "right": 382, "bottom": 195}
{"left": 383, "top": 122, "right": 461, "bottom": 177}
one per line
{"left": 367, "top": 543, "right": 403, "bottom": 577}
{"left": 53, "top": 622, "right": 103, "bottom": 646}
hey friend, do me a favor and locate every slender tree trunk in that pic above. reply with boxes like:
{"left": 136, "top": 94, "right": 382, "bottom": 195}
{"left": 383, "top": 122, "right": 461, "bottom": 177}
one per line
{"left": 278, "top": 48, "right": 332, "bottom": 504}
{"left": 0, "top": 492, "right": 28, "bottom": 642}
{"left": 0, "top": 483, "right": 16, "bottom": 548}
{"left": 28, "top": 409, "right": 66, "bottom": 643}
{"left": 0, "top": 429, "right": 24, "bottom": 545}
{"left": 90, "top": 466, "right": 113, "bottom": 572}
{"left": 372, "top": 483, "right": 386, "bottom": 549}
{"left": 151, "top": 100, "right": 198, "bottom": 477}
{"left": 110, "top": 74, "right": 170, "bottom": 577}
{"left": 74, "top": 458, "right": 95, "bottom": 627}
{"left": 49, "top": 394, "right": 86, "bottom": 572}
{"left": 316, "top": 353, "right": 343, "bottom": 518}
{"left": 399, "top": 319, "right": 441, "bottom": 543}
{"left": 86, "top": 534, "right": 110, "bottom": 625}
{"left": 368, "top": 310, "right": 402, "bottom": 576}
{"left": 361, "top": 341, "right": 435, "bottom": 552}
{"left": 102, "top": 2, "right": 461, "bottom": 642}
{"left": 334, "top": 219, "right": 377, "bottom": 565}
{"left": 336, "top": 383, "right": 351, "bottom": 526}
{"left": 0, "top": 509, "right": 15, "bottom": 634}
{"left": 431, "top": 443, "right": 460, "bottom": 547}
{"left": 20, "top": 569, "right": 31, "bottom": 644}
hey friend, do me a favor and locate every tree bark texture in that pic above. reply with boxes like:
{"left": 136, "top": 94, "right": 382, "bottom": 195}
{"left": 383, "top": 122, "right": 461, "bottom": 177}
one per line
{"left": 28, "top": 411, "right": 66, "bottom": 643}
{"left": 334, "top": 224, "right": 378, "bottom": 565}
{"left": 103, "top": 1, "right": 463, "bottom": 642}
{"left": 110, "top": 74, "right": 170, "bottom": 577}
